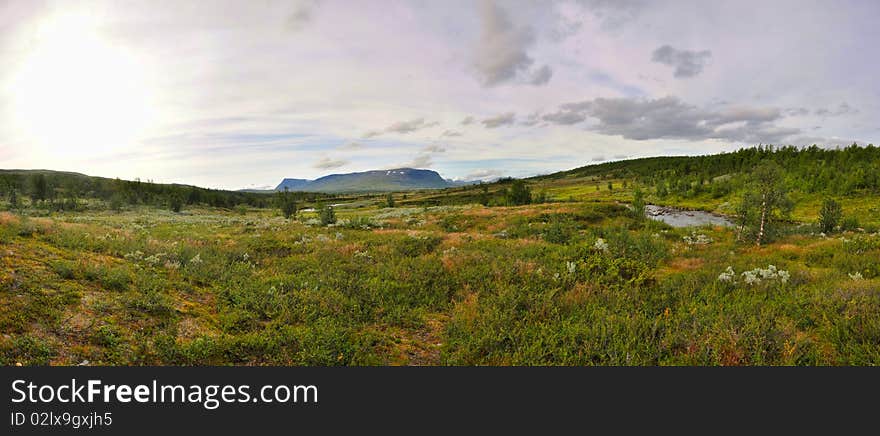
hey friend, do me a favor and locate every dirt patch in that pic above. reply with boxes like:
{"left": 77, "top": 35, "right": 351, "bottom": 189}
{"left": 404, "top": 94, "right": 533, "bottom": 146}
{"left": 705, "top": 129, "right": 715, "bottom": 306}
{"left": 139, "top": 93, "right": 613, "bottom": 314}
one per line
{"left": 668, "top": 257, "right": 705, "bottom": 271}
{"left": 0, "top": 212, "right": 21, "bottom": 226}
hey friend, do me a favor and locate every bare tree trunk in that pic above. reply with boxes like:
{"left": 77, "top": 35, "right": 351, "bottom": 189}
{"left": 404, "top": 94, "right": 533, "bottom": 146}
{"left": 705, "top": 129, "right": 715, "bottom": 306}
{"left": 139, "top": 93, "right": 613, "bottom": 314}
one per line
{"left": 756, "top": 194, "right": 767, "bottom": 246}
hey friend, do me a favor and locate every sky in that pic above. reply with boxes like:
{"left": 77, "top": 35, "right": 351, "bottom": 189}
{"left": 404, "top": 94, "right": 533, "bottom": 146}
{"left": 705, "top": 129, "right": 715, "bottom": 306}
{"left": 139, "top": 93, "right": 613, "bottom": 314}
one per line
{"left": 0, "top": 0, "right": 877, "bottom": 190}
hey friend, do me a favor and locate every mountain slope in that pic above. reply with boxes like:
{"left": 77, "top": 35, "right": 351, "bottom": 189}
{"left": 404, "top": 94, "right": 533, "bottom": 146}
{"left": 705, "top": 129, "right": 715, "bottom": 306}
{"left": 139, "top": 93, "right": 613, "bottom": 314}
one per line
{"left": 275, "top": 178, "right": 310, "bottom": 191}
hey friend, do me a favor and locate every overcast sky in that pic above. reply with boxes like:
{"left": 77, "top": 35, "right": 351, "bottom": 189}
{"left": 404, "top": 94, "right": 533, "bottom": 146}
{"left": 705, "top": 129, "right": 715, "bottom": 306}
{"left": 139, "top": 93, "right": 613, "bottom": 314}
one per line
{"left": 1, "top": 0, "right": 877, "bottom": 189}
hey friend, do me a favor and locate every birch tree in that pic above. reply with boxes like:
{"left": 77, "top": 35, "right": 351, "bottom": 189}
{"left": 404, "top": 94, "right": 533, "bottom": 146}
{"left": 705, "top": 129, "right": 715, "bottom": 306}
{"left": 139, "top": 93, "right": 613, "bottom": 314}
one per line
{"left": 737, "top": 161, "right": 793, "bottom": 245}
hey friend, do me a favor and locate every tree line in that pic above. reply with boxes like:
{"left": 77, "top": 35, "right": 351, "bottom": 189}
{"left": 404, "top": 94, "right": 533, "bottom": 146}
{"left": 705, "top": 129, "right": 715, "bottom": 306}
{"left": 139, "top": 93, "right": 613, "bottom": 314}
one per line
{"left": 0, "top": 170, "right": 337, "bottom": 212}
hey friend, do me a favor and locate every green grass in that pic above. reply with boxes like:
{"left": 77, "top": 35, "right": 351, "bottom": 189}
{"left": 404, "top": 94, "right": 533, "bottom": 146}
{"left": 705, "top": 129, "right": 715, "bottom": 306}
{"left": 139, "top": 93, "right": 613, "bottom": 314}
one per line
{"left": 1, "top": 194, "right": 879, "bottom": 366}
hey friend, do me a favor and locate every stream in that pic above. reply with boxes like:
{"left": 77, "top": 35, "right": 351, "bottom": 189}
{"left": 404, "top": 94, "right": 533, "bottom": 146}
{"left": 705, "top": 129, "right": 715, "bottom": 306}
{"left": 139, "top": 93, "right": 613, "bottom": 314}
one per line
{"left": 645, "top": 204, "right": 734, "bottom": 227}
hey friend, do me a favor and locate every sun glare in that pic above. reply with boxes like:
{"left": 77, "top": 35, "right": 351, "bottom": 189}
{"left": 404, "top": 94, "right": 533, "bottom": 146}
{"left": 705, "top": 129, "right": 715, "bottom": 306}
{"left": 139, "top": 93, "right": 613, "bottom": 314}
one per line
{"left": 9, "top": 13, "right": 155, "bottom": 157}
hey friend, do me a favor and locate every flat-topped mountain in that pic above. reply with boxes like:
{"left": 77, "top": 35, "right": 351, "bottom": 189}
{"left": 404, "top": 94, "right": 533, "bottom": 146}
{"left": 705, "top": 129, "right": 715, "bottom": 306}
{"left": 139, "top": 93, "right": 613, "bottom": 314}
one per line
{"left": 274, "top": 168, "right": 455, "bottom": 193}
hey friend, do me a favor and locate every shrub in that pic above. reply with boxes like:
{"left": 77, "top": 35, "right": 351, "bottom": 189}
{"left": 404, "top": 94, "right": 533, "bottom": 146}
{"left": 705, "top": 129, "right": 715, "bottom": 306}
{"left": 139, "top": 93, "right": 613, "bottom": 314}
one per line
{"left": 507, "top": 180, "right": 531, "bottom": 205}
{"left": 50, "top": 260, "right": 76, "bottom": 279}
{"left": 841, "top": 216, "right": 860, "bottom": 232}
{"left": 395, "top": 235, "right": 442, "bottom": 257}
{"left": 319, "top": 204, "right": 336, "bottom": 225}
{"left": 543, "top": 219, "right": 577, "bottom": 244}
{"left": 91, "top": 324, "right": 123, "bottom": 348}
{"left": 101, "top": 267, "right": 133, "bottom": 291}
{"left": 277, "top": 189, "right": 297, "bottom": 219}
{"left": 0, "top": 336, "right": 57, "bottom": 365}
{"left": 438, "top": 214, "right": 465, "bottom": 232}
{"left": 818, "top": 198, "right": 842, "bottom": 233}
{"left": 385, "top": 193, "right": 395, "bottom": 208}
{"left": 631, "top": 188, "right": 646, "bottom": 220}
{"left": 169, "top": 195, "right": 183, "bottom": 213}
{"left": 341, "top": 216, "right": 377, "bottom": 230}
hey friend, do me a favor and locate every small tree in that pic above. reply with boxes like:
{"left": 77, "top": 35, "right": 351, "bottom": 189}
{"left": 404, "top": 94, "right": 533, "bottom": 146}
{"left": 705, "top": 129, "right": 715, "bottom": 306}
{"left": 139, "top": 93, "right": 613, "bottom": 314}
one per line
{"left": 656, "top": 182, "right": 668, "bottom": 198}
{"left": 385, "top": 193, "right": 395, "bottom": 208}
{"left": 277, "top": 188, "right": 297, "bottom": 219}
{"left": 737, "top": 161, "right": 793, "bottom": 245}
{"left": 169, "top": 194, "right": 183, "bottom": 213}
{"left": 607, "top": 181, "right": 613, "bottom": 192}
{"left": 533, "top": 190, "right": 548, "bottom": 204}
{"left": 109, "top": 194, "right": 124, "bottom": 212}
{"left": 9, "top": 188, "right": 19, "bottom": 210}
{"left": 631, "top": 188, "right": 646, "bottom": 219}
{"left": 478, "top": 185, "right": 490, "bottom": 206}
{"left": 507, "top": 180, "right": 531, "bottom": 205}
{"left": 818, "top": 198, "right": 842, "bottom": 234}
{"left": 319, "top": 203, "right": 336, "bottom": 225}
{"left": 31, "top": 174, "right": 48, "bottom": 203}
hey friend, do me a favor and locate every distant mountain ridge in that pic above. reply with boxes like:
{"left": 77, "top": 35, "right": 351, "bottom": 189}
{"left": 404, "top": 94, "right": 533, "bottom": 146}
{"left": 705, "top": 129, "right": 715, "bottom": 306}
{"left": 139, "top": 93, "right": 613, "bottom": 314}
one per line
{"left": 275, "top": 168, "right": 467, "bottom": 193}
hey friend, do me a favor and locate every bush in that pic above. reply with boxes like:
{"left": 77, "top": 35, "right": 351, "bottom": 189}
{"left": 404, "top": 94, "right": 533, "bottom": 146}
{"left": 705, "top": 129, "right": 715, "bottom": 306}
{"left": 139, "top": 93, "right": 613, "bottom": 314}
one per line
{"left": 277, "top": 190, "right": 297, "bottom": 219}
{"left": 319, "top": 204, "right": 336, "bottom": 225}
{"left": 543, "top": 219, "right": 577, "bottom": 244}
{"left": 101, "top": 267, "right": 133, "bottom": 291}
{"left": 631, "top": 188, "right": 646, "bottom": 220}
{"left": 0, "top": 336, "right": 57, "bottom": 365}
{"left": 395, "top": 235, "right": 442, "bottom": 257}
{"left": 385, "top": 193, "right": 395, "bottom": 208}
{"left": 841, "top": 215, "right": 860, "bottom": 232}
{"left": 169, "top": 195, "right": 183, "bottom": 213}
{"left": 341, "top": 216, "right": 378, "bottom": 230}
{"left": 818, "top": 198, "right": 842, "bottom": 233}
{"left": 50, "top": 260, "right": 76, "bottom": 279}
{"left": 507, "top": 180, "right": 531, "bottom": 205}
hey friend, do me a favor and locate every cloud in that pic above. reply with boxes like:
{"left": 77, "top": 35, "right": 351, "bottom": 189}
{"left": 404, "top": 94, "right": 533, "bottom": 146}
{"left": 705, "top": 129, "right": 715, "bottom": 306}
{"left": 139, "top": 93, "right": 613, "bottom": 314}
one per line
{"left": 481, "top": 112, "right": 516, "bottom": 128}
{"left": 405, "top": 154, "right": 433, "bottom": 168}
{"left": 559, "top": 101, "right": 593, "bottom": 112}
{"left": 287, "top": 0, "right": 321, "bottom": 31}
{"left": 385, "top": 118, "right": 439, "bottom": 134}
{"left": 464, "top": 169, "right": 504, "bottom": 180}
{"left": 529, "top": 65, "right": 553, "bottom": 85}
{"left": 422, "top": 144, "right": 446, "bottom": 153}
{"left": 651, "top": 45, "right": 712, "bottom": 78}
{"left": 441, "top": 130, "right": 462, "bottom": 137}
{"left": 787, "top": 135, "right": 864, "bottom": 147}
{"left": 577, "top": 0, "right": 649, "bottom": 29}
{"left": 520, "top": 111, "right": 542, "bottom": 126}
{"left": 461, "top": 116, "right": 475, "bottom": 125}
{"left": 313, "top": 156, "right": 348, "bottom": 170}
{"left": 362, "top": 118, "right": 439, "bottom": 138}
{"left": 339, "top": 141, "right": 363, "bottom": 149}
{"left": 591, "top": 156, "right": 605, "bottom": 162}
{"left": 551, "top": 96, "right": 800, "bottom": 143}
{"left": 612, "top": 154, "right": 628, "bottom": 159}
{"left": 542, "top": 110, "right": 586, "bottom": 125}
{"left": 471, "top": 0, "right": 551, "bottom": 87}
{"left": 815, "top": 102, "right": 859, "bottom": 117}
{"left": 785, "top": 107, "right": 810, "bottom": 117}
{"left": 362, "top": 130, "right": 382, "bottom": 138}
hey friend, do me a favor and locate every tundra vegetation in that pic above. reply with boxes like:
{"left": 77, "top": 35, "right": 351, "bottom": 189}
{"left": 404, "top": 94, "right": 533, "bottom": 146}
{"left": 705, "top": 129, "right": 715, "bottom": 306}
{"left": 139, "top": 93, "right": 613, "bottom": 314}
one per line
{"left": 1, "top": 144, "right": 879, "bottom": 365}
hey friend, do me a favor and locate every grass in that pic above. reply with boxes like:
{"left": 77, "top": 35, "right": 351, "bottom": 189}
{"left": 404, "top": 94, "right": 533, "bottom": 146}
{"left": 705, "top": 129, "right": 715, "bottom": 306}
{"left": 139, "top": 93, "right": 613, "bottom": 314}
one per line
{"left": 1, "top": 191, "right": 879, "bottom": 366}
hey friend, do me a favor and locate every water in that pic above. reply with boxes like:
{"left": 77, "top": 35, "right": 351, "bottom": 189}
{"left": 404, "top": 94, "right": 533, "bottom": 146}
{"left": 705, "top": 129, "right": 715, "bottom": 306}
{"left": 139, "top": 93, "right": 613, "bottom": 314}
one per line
{"left": 645, "top": 205, "right": 734, "bottom": 228}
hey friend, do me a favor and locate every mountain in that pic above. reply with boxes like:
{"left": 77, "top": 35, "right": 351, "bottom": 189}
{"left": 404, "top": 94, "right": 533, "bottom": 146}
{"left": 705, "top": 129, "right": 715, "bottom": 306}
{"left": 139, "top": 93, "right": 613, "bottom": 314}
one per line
{"left": 274, "top": 168, "right": 456, "bottom": 193}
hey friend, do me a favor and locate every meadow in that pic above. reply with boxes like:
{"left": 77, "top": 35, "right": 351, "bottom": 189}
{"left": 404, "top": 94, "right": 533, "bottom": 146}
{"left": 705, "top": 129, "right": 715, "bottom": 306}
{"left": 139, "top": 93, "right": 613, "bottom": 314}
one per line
{"left": 2, "top": 183, "right": 879, "bottom": 365}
